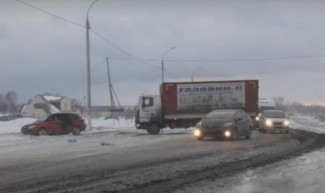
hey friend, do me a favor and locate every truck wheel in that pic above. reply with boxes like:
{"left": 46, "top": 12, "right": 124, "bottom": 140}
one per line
{"left": 146, "top": 124, "right": 160, "bottom": 135}
{"left": 168, "top": 122, "right": 177, "bottom": 129}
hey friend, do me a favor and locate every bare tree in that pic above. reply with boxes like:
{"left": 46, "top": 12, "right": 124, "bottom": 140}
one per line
{"left": 0, "top": 94, "right": 7, "bottom": 113}
{"left": 5, "top": 91, "right": 18, "bottom": 119}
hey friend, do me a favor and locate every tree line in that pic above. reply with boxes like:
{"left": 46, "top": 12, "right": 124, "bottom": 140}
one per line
{"left": 0, "top": 91, "right": 18, "bottom": 115}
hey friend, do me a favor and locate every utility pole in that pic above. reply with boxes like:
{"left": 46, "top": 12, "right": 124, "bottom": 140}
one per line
{"left": 86, "top": 17, "right": 92, "bottom": 130}
{"left": 160, "top": 46, "right": 176, "bottom": 129}
{"left": 106, "top": 57, "right": 115, "bottom": 108}
{"left": 161, "top": 46, "right": 176, "bottom": 84}
{"left": 85, "top": 0, "right": 99, "bottom": 130}
{"left": 191, "top": 67, "right": 203, "bottom": 82}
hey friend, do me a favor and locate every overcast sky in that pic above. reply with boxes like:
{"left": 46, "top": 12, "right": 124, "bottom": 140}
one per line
{"left": 1, "top": 0, "right": 325, "bottom": 105}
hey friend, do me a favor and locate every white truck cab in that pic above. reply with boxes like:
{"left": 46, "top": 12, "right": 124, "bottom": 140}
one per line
{"left": 135, "top": 95, "right": 162, "bottom": 133}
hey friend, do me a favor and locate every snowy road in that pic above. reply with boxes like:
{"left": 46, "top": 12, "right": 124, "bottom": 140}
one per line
{"left": 1, "top": 124, "right": 324, "bottom": 193}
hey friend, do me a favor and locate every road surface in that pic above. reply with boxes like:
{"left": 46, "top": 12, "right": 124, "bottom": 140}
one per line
{"left": 0, "top": 128, "right": 324, "bottom": 193}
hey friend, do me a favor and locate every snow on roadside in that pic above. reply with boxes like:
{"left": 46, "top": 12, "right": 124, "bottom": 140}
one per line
{"left": 86, "top": 117, "right": 135, "bottom": 133}
{"left": 0, "top": 117, "right": 135, "bottom": 135}
{"left": 92, "top": 117, "right": 134, "bottom": 128}
{"left": 0, "top": 118, "right": 37, "bottom": 135}
{"left": 290, "top": 114, "right": 325, "bottom": 134}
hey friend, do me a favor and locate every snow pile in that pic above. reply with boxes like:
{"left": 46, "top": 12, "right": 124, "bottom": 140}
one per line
{"left": 92, "top": 117, "right": 134, "bottom": 128}
{"left": 291, "top": 114, "right": 325, "bottom": 134}
{"left": 85, "top": 117, "right": 135, "bottom": 133}
{"left": 0, "top": 118, "right": 37, "bottom": 135}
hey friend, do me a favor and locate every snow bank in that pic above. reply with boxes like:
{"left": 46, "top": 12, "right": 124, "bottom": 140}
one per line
{"left": 87, "top": 117, "right": 135, "bottom": 133}
{"left": 0, "top": 117, "right": 135, "bottom": 135}
{"left": 291, "top": 114, "right": 325, "bottom": 134}
{"left": 0, "top": 118, "right": 37, "bottom": 135}
{"left": 92, "top": 117, "right": 134, "bottom": 128}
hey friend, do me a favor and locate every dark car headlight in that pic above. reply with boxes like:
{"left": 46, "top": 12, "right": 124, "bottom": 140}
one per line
{"left": 27, "top": 125, "right": 36, "bottom": 129}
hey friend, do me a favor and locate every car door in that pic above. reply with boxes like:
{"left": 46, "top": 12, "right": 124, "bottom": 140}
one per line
{"left": 235, "top": 111, "right": 245, "bottom": 136}
{"left": 57, "top": 114, "right": 73, "bottom": 134}
{"left": 241, "top": 111, "right": 251, "bottom": 133}
{"left": 45, "top": 115, "right": 62, "bottom": 134}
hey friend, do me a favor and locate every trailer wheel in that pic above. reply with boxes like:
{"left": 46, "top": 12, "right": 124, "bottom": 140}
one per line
{"left": 146, "top": 123, "right": 160, "bottom": 135}
{"left": 168, "top": 122, "right": 177, "bottom": 129}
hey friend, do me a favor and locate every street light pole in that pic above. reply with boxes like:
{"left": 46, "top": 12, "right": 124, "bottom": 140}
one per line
{"left": 191, "top": 67, "right": 203, "bottom": 82}
{"left": 161, "top": 46, "right": 175, "bottom": 84}
{"left": 85, "top": 0, "right": 99, "bottom": 130}
{"left": 160, "top": 46, "right": 175, "bottom": 130}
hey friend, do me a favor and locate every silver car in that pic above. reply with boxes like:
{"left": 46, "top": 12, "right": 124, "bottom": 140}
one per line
{"left": 258, "top": 110, "right": 290, "bottom": 133}
{"left": 193, "top": 109, "right": 253, "bottom": 140}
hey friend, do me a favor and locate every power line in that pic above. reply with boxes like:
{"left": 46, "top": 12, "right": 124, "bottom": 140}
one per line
{"left": 90, "top": 29, "right": 160, "bottom": 69}
{"left": 107, "top": 55, "right": 325, "bottom": 63}
{"left": 15, "top": 0, "right": 85, "bottom": 29}
{"left": 14, "top": 1, "right": 325, "bottom": 69}
{"left": 14, "top": 0, "right": 161, "bottom": 70}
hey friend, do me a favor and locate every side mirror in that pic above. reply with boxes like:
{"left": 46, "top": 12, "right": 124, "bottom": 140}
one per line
{"left": 141, "top": 100, "right": 145, "bottom": 109}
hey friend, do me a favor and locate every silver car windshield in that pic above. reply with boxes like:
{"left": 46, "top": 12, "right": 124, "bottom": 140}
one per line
{"left": 264, "top": 111, "right": 286, "bottom": 118}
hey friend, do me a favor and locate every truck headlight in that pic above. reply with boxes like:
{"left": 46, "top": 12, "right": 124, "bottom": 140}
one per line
{"left": 265, "top": 119, "right": 273, "bottom": 127}
{"left": 255, "top": 116, "right": 260, "bottom": 121}
{"left": 193, "top": 129, "right": 201, "bottom": 137}
{"left": 284, "top": 120, "right": 290, "bottom": 126}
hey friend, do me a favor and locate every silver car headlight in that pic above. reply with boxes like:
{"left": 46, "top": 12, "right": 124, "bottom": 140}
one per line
{"left": 193, "top": 129, "right": 202, "bottom": 137}
{"left": 284, "top": 120, "right": 290, "bottom": 126}
{"left": 265, "top": 119, "right": 273, "bottom": 127}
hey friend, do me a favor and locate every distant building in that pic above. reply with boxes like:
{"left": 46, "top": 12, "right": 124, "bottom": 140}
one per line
{"left": 21, "top": 95, "right": 81, "bottom": 119}
{"left": 89, "top": 106, "right": 130, "bottom": 118}
{"left": 90, "top": 106, "right": 112, "bottom": 118}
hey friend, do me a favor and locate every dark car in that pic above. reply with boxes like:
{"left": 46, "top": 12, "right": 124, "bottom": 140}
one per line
{"left": 258, "top": 110, "right": 290, "bottom": 133}
{"left": 21, "top": 113, "right": 86, "bottom": 136}
{"left": 193, "top": 109, "right": 253, "bottom": 140}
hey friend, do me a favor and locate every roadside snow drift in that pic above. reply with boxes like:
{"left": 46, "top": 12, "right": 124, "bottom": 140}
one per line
{"left": 0, "top": 118, "right": 37, "bottom": 135}
{"left": 0, "top": 117, "right": 135, "bottom": 135}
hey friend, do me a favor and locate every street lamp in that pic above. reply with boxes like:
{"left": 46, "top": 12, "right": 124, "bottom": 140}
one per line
{"left": 191, "top": 67, "right": 203, "bottom": 82}
{"left": 161, "top": 46, "right": 175, "bottom": 84}
{"left": 85, "top": 0, "right": 99, "bottom": 130}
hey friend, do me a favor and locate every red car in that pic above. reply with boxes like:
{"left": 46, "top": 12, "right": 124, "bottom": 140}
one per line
{"left": 21, "top": 113, "right": 87, "bottom": 136}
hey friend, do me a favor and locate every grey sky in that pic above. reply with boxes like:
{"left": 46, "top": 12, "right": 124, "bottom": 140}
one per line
{"left": 1, "top": 0, "right": 325, "bottom": 105}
